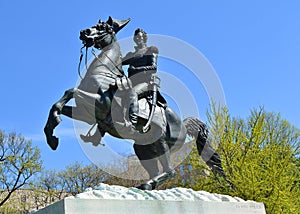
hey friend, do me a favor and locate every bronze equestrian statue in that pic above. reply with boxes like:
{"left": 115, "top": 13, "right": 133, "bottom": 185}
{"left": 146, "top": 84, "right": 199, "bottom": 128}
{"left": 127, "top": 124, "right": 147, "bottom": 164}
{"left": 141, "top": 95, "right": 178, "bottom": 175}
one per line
{"left": 44, "top": 17, "right": 224, "bottom": 190}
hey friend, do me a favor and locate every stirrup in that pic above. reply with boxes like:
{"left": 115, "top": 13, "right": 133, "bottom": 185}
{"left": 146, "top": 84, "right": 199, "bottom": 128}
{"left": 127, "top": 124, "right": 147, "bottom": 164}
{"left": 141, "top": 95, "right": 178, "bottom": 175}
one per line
{"left": 142, "top": 125, "right": 151, "bottom": 133}
{"left": 130, "top": 120, "right": 150, "bottom": 134}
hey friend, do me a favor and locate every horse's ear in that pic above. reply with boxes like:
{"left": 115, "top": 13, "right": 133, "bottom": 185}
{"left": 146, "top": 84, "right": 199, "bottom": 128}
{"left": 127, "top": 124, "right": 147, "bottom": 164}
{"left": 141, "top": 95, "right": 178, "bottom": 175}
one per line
{"left": 107, "top": 16, "right": 113, "bottom": 25}
{"left": 106, "top": 16, "right": 131, "bottom": 33}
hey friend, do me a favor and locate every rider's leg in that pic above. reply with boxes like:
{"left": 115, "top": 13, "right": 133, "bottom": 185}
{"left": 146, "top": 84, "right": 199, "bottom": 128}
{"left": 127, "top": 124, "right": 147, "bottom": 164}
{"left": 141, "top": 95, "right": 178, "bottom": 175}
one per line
{"left": 127, "top": 89, "right": 139, "bottom": 127}
{"left": 128, "top": 82, "right": 149, "bottom": 127}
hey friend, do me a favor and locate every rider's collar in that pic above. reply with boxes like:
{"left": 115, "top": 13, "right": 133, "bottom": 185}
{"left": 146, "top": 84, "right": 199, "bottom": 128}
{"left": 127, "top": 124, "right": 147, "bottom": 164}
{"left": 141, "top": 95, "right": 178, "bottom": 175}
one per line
{"left": 134, "top": 45, "right": 147, "bottom": 51}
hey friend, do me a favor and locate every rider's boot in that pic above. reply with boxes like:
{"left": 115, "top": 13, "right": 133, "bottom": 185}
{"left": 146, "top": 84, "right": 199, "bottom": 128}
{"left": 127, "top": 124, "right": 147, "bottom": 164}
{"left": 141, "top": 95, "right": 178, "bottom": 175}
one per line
{"left": 128, "top": 89, "right": 139, "bottom": 129}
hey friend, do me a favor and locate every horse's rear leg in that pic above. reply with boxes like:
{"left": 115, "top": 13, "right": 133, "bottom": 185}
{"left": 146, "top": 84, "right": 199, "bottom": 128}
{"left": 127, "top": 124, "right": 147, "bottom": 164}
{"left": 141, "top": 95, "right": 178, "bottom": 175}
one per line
{"left": 134, "top": 144, "right": 159, "bottom": 178}
{"left": 44, "top": 88, "right": 76, "bottom": 150}
{"left": 135, "top": 140, "right": 175, "bottom": 190}
{"left": 148, "top": 142, "right": 176, "bottom": 189}
{"left": 137, "top": 163, "right": 175, "bottom": 190}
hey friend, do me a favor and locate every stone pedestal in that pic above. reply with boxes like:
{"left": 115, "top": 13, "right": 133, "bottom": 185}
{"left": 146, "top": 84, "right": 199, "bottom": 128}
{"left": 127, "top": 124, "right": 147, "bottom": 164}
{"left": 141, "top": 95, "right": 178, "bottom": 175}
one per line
{"left": 34, "top": 198, "right": 265, "bottom": 214}
{"left": 33, "top": 183, "right": 266, "bottom": 214}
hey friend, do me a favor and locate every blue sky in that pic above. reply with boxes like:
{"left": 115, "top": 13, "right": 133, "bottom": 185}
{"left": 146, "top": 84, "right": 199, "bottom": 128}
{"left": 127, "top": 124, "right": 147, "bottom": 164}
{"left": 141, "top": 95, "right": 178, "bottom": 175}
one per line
{"left": 1, "top": 1, "right": 299, "bottom": 170}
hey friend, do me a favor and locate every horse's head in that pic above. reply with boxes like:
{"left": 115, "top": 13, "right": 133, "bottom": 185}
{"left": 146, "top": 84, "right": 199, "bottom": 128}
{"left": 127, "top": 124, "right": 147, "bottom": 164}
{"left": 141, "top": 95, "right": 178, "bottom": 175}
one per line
{"left": 80, "top": 16, "right": 130, "bottom": 49}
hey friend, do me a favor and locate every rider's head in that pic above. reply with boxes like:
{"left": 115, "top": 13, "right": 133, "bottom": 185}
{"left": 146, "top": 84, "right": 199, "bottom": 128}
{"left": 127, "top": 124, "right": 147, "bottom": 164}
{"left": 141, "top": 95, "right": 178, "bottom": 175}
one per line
{"left": 133, "top": 28, "right": 147, "bottom": 47}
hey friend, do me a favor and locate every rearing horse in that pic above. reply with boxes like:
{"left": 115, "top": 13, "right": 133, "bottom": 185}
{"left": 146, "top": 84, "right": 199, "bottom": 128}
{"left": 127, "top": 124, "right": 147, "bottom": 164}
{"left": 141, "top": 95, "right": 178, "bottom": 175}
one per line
{"left": 44, "top": 17, "right": 225, "bottom": 190}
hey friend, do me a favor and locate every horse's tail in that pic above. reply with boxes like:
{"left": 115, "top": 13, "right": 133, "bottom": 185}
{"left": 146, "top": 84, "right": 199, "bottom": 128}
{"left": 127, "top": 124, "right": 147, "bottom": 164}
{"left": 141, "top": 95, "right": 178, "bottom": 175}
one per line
{"left": 183, "top": 117, "right": 226, "bottom": 178}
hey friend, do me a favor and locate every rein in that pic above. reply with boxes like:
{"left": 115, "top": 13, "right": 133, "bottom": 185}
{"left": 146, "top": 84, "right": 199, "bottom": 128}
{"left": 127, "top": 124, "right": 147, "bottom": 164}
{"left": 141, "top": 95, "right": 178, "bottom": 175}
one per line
{"left": 77, "top": 45, "right": 125, "bottom": 80}
{"left": 91, "top": 48, "right": 125, "bottom": 78}
{"left": 77, "top": 45, "right": 89, "bottom": 79}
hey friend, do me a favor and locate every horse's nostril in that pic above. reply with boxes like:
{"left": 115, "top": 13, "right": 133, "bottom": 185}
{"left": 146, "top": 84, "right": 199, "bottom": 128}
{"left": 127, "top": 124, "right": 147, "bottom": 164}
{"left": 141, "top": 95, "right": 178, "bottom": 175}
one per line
{"left": 80, "top": 29, "right": 91, "bottom": 36}
{"left": 85, "top": 29, "right": 91, "bottom": 35}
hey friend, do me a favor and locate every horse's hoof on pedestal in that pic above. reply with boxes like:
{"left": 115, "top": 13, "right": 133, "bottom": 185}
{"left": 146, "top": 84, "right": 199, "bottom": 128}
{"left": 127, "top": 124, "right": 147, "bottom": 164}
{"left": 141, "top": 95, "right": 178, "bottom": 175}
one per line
{"left": 137, "top": 183, "right": 153, "bottom": 191}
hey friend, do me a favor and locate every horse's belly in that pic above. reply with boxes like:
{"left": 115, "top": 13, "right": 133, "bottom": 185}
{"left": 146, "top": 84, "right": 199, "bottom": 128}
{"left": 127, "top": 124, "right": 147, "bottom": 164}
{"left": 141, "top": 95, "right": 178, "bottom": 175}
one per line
{"left": 73, "top": 98, "right": 97, "bottom": 125}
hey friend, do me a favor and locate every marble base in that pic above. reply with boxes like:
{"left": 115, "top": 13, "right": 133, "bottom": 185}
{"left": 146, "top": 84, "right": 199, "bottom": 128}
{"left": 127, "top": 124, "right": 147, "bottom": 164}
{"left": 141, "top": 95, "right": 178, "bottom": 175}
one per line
{"left": 33, "top": 184, "right": 265, "bottom": 214}
{"left": 34, "top": 197, "right": 265, "bottom": 214}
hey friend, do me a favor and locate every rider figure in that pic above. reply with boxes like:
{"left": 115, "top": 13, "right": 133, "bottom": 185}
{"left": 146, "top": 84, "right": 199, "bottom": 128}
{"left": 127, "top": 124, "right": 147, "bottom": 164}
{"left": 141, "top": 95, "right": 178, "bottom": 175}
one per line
{"left": 122, "top": 28, "right": 166, "bottom": 128}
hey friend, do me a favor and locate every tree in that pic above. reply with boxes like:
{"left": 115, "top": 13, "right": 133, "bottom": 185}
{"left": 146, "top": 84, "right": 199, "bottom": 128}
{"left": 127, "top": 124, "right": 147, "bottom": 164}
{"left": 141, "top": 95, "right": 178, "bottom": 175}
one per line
{"left": 180, "top": 106, "right": 300, "bottom": 213}
{"left": 30, "top": 170, "right": 69, "bottom": 210}
{"left": 0, "top": 130, "right": 42, "bottom": 208}
{"left": 57, "top": 162, "right": 110, "bottom": 195}
{"left": 104, "top": 157, "right": 150, "bottom": 188}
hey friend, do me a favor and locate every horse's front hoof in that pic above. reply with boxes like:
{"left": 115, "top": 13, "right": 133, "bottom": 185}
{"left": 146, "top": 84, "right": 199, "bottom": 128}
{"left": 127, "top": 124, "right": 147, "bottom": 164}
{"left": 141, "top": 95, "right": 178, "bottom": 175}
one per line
{"left": 137, "top": 183, "right": 153, "bottom": 191}
{"left": 45, "top": 131, "right": 59, "bottom": 150}
{"left": 44, "top": 126, "right": 59, "bottom": 150}
{"left": 47, "top": 136, "right": 59, "bottom": 150}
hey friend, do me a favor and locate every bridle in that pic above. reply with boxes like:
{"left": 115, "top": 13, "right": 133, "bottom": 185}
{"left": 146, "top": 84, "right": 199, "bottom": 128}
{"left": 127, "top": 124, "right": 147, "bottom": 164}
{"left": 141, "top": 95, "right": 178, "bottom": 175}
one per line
{"left": 77, "top": 35, "right": 125, "bottom": 80}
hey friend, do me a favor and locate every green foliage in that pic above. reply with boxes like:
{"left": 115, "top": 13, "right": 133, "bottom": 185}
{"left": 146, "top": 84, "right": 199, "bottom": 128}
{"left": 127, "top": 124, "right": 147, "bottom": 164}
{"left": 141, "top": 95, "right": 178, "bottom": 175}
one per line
{"left": 179, "top": 106, "right": 300, "bottom": 213}
{"left": 0, "top": 130, "right": 42, "bottom": 210}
